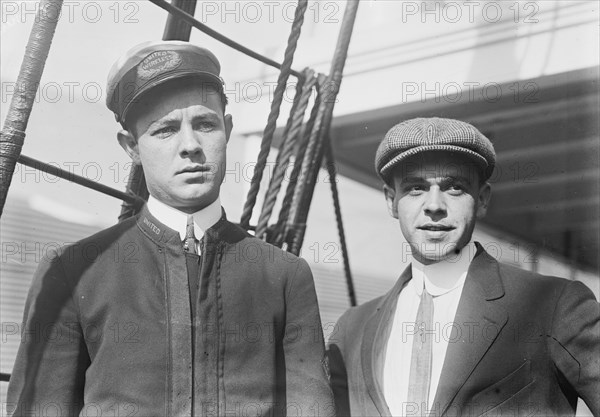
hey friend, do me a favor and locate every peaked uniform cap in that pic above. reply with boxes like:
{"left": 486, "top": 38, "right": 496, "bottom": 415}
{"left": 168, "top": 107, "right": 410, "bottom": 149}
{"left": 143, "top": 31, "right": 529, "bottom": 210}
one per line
{"left": 375, "top": 117, "right": 496, "bottom": 185}
{"left": 106, "top": 40, "right": 224, "bottom": 124}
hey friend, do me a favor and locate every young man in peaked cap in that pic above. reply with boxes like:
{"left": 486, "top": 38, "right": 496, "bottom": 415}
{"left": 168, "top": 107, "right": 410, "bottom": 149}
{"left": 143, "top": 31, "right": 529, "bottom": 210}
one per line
{"left": 8, "top": 40, "right": 334, "bottom": 416}
{"left": 328, "top": 117, "right": 599, "bottom": 416}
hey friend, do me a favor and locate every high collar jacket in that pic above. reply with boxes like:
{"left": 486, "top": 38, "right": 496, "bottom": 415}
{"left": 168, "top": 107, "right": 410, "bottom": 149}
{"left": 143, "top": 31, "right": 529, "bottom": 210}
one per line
{"left": 7, "top": 206, "right": 334, "bottom": 416}
{"left": 328, "top": 244, "right": 599, "bottom": 416}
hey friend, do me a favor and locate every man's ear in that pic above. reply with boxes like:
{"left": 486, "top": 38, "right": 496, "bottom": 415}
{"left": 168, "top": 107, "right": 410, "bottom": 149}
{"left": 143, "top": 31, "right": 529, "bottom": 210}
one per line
{"left": 476, "top": 182, "right": 492, "bottom": 219}
{"left": 384, "top": 184, "right": 398, "bottom": 219}
{"left": 117, "top": 130, "right": 141, "bottom": 165}
{"left": 224, "top": 114, "right": 233, "bottom": 143}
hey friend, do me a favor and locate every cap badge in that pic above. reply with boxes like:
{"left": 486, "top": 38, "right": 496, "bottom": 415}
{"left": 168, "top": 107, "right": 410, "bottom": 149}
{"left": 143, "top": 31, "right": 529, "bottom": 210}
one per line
{"left": 138, "top": 50, "right": 183, "bottom": 80}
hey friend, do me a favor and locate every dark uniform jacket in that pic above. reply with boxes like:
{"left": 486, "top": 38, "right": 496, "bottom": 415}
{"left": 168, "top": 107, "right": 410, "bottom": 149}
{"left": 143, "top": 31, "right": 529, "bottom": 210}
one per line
{"left": 7, "top": 206, "right": 334, "bottom": 416}
{"left": 328, "top": 244, "right": 599, "bottom": 416}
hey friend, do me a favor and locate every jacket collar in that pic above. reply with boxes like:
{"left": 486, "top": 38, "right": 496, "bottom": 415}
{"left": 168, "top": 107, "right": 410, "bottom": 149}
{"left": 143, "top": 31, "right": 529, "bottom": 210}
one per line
{"left": 137, "top": 204, "right": 248, "bottom": 248}
{"left": 361, "top": 264, "right": 412, "bottom": 416}
{"left": 147, "top": 195, "right": 222, "bottom": 241}
{"left": 431, "top": 242, "right": 508, "bottom": 415}
{"left": 137, "top": 204, "right": 180, "bottom": 247}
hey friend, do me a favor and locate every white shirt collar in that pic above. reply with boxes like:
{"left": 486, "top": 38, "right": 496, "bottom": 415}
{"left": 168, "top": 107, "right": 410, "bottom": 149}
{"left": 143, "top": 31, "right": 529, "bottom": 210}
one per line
{"left": 147, "top": 195, "right": 222, "bottom": 241}
{"left": 410, "top": 243, "right": 475, "bottom": 297}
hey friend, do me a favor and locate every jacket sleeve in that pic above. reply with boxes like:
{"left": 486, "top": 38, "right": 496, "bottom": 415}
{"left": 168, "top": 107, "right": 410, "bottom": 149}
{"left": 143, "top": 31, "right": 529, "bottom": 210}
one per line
{"left": 549, "top": 280, "right": 600, "bottom": 415}
{"left": 283, "top": 258, "right": 335, "bottom": 417}
{"left": 6, "top": 249, "right": 89, "bottom": 417}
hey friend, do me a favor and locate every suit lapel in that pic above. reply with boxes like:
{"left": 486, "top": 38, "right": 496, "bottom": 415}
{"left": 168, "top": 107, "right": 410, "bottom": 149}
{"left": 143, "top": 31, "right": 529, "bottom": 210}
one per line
{"left": 361, "top": 265, "right": 412, "bottom": 416}
{"left": 432, "top": 245, "right": 508, "bottom": 416}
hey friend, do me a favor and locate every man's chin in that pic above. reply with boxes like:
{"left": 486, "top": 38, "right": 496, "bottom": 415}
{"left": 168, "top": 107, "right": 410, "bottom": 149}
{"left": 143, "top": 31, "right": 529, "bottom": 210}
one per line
{"left": 171, "top": 191, "right": 219, "bottom": 212}
{"left": 412, "top": 242, "right": 459, "bottom": 264}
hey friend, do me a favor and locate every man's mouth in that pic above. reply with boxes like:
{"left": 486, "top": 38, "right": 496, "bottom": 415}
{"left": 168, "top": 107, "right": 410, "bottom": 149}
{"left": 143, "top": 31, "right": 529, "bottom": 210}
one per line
{"left": 177, "top": 165, "right": 210, "bottom": 175}
{"left": 417, "top": 224, "right": 455, "bottom": 232}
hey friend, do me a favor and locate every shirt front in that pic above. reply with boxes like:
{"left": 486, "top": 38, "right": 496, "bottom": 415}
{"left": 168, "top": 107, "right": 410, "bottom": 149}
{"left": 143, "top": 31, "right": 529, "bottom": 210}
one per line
{"left": 383, "top": 243, "right": 476, "bottom": 416}
{"left": 147, "top": 195, "right": 222, "bottom": 254}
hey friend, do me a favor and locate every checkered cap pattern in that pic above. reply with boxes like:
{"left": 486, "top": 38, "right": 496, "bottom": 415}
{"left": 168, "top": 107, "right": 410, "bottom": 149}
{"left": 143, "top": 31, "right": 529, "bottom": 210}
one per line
{"left": 375, "top": 117, "right": 496, "bottom": 185}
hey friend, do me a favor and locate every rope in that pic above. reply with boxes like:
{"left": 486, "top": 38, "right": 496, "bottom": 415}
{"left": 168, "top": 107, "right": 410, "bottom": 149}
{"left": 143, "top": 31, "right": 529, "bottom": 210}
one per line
{"left": 272, "top": 79, "right": 323, "bottom": 248}
{"left": 255, "top": 69, "right": 317, "bottom": 239}
{"left": 324, "top": 139, "right": 356, "bottom": 306}
{"left": 149, "top": 0, "right": 303, "bottom": 79}
{"left": 286, "top": 74, "right": 329, "bottom": 254}
{"left": 17, "top": 155, "right": 145, "bottom": 208}
{"left": 283, "top": 1, "right": 360, "bottom": 255}
{"left": 0, "top": 0, "right": 64, "bottom": 217}
{"left": 239, "top": 0, "right": 309, "bottom": 230}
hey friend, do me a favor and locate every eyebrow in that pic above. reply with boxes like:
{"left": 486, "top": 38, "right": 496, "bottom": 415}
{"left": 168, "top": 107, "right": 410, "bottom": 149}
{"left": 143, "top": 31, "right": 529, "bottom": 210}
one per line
{"left": 400, "top": 175, "right": 473, "bottom": 185}
{"left": 147, "top": 111, "right": 221, "bottom": 130}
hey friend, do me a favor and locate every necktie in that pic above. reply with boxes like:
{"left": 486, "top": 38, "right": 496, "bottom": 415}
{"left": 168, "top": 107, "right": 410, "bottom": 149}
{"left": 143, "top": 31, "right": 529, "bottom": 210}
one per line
{"left": 407, "top": 288, "right": 434, "bottom": 415}
{"left": 183, "top": 215, "right": 198, "bottom": 255}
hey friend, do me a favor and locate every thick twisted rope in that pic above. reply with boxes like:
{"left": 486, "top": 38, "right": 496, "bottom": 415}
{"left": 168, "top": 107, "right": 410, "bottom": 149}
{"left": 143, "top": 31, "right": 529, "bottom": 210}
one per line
{"left": 239, "top": 0, "right": 308, "bottom": 230}
{"left": 0, "top": 0, "right": 64, "bottom": 216}
{"left": 286, "top": 74, "right": 329, "bottom": 254}
{"left": 272, "top": 79, "right": 324, "bottom": 248}
{"left": 285, "top": 1, "right": 360, "bottom": 255}
{"left": 255, "top": 69, "right": 317, "bottom": 239}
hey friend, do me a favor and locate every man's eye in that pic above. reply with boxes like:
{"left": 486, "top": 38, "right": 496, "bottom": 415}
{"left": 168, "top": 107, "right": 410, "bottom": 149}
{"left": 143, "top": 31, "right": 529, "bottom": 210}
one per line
{"left": 407, "top": 186, "right": 424, "bottom": 195}
{"left": 196, "top": 122, "right": 216, "bottom": 131}
{"left": 152, "top": 126, "right": 177, "bottom": 137}
{"left": 448, "top": 184, "right": 465, "bottom": 194}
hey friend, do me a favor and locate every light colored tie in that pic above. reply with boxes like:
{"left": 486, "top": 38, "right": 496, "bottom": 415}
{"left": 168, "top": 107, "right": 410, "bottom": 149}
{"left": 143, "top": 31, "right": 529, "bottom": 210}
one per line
{"left": 183, "top": 215, "right": 198, "bottom": 255}
{"left": 407, "top": 288, "right": 434, "bottom": 415}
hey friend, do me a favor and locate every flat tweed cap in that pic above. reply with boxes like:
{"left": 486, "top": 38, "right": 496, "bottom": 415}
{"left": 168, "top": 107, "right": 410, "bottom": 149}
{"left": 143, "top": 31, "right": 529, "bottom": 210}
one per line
{"left": 375, "top": 117, "right": 496, "bottom": 185}
{"left": 106, "top": 40, "right": 224, "bottom": 124}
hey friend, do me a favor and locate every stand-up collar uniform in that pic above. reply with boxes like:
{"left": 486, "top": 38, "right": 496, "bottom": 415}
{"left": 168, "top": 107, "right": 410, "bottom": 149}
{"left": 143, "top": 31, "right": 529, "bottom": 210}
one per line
{"left": 8, "top": 204, "right": 334, "bottom": 416}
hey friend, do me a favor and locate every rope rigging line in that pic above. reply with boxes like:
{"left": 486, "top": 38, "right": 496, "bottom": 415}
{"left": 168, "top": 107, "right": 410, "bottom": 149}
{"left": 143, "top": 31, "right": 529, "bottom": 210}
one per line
{"left": 149, "top": 0, "right": 303, "bottom": 79}
{"left": 253, "top": 72, "right": 307, "bottom": 238}
{"left": 324, "top": 138, "right": 356, "bottom": 306}
{"left": 239, "top": 0, "right": 309, "bottom": 230}
{"left": 17, "top": 155, "right": 146, "bottom": 208}
{"left": 254, "top": 68, "right": 318, "bottom": 239}
{"left": 285, "top": 74, "right": 329, "bottom": 255}
{"left": 284, "top": 1, "right": 360, "bottom": 255}
{"left": 271, "top": 77, "right": 323, "bottom": 249}
{"left": 0, "top": 0, "right": 64, "bottom": 216}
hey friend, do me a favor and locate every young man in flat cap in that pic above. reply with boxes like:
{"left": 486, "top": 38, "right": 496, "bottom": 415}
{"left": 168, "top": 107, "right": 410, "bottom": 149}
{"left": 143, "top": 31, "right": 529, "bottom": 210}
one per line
{"left": 328, "top": 117, "right": 599, "bottom": 416}
{"left": 7, "top": 41, "right": 334, "bottom": 417}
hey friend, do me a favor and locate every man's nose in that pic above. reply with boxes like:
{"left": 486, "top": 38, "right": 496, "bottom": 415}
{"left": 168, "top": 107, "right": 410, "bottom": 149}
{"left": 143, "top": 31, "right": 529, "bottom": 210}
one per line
{"left": 424, "top": 187, "right": 446, "bottom": 216}
{"left": 179, "top": 125, "right": 202, "bottom": 156}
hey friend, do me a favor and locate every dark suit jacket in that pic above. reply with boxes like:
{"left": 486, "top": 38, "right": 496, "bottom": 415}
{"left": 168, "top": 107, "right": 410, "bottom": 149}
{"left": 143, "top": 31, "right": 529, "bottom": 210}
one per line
{"left": 8, "top": 206, "right": 334, "bottom": 416}
{"left": 328, "top": 244, "right": 599, "bottom": 416}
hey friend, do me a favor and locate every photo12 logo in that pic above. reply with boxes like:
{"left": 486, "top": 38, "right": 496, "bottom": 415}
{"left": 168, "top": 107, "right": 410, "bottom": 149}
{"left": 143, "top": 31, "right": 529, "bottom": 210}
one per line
{"left": 1, "top": 1, "right": 140, "bottom": 25}
{"left": 197, "top": 1, "right": 341, "bottom": 24}
{"left": 400, "top": 1, "right": 539, "bottom": 24}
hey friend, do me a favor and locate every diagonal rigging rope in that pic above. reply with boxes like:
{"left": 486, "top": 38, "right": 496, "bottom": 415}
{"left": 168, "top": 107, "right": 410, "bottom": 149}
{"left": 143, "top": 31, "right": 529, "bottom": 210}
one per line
{"left": 272, "top": 75, "right": 324, "bottom": 248}
{"left": 255, "top": 69, "right": 318, "bottom": 239}
{"left": 324, "top": 138, "right": 356, "bottom": 306}
{"left": 239, "top": 0, "right": 309, "bottom": 231}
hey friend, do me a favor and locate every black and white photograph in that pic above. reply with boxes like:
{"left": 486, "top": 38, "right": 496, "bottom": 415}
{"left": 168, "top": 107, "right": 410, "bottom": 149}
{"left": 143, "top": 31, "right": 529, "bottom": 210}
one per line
{"left": 1, "top": 1, "right": 598, "bottom": 416}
